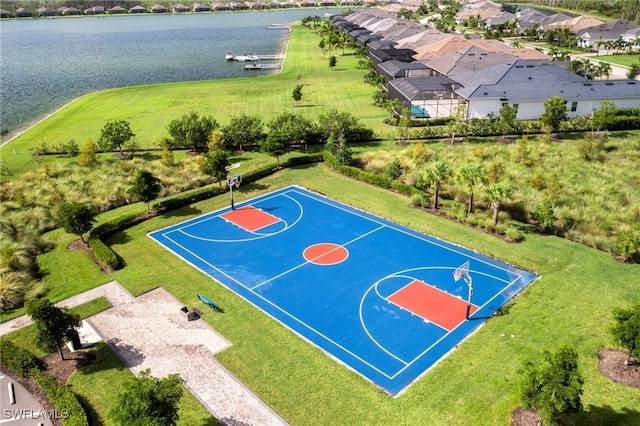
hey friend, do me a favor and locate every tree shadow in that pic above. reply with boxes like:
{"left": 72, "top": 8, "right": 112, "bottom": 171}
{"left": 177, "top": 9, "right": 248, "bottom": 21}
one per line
{"left": 197, "top": 418, "right": 221, "bottom": 426}
{"left": 570, "top": 404, "right": 640, "bottom": 426}
{"left": 162, "top": 205, "right": 202, "bottom": 218}
{"left": 75, "top": 341, "right": 130, "bottom": 376}
{"left": 106, "top": 338, "right": 146, "bottom": 368}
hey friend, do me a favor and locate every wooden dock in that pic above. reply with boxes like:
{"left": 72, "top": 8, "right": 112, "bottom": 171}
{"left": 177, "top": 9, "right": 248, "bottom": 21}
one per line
{"left": 255, "top": 54, "right": 285, "bottom": 60}
{"left": 268, "top": 23, "right": 292, "bottom": 30}
{"left": 244, "top": 63, "right": 282, "bottom": 70}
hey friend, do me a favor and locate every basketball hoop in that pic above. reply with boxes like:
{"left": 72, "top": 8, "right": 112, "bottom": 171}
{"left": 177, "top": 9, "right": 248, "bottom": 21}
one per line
{"left": 453, "top": 261, "right": 473, "bottom": 320}
{"left": 227, "top": 174, "right": 242, "bottom": 210}
{"left": 227, "top": 174, "right": 242, "bottom": 189}
{"left": 453, "top": 260, "right": 469, "bottom": 282}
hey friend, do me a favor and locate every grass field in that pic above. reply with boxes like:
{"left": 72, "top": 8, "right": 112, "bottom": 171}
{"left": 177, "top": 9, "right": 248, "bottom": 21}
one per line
{"left": 5, "top": 164, "right": 639, "bottom": 425}
{"left": 1, "top": 18, "right": 639, "bottom": 426}
{"left": 0, "top": 23, "right": 388, "bottom": 178}
{"left": 593, "top": 54, "right": 640, "bottom": 67}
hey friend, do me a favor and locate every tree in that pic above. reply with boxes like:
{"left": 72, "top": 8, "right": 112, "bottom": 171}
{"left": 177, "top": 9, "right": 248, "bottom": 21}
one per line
{"left": 422, "top": 161, "right": 452, "bottom": 210}
{"left": 292, "top": 84, "right": 303, "bottom": 106}
{"left": 385, "top": 157, "right": 402, "bottom": 181}
{"left": 27, "top": 298, "right": 81, "bottom": 361}
{"left": 222, "top": 113, "right": 264, "bottom": 151}
{"left": 498, "top": 104, "right": 519, "bottom": 135}
{"left": 627, "top": 63, "right": 640, "bottom": 80}
{"left": 57, "top": 202, "right": 95, "bottom": 243}
{"left": 207, "top": 129, "right": 225, "bottom": 152}
{"left": 268, "top": 112, "right": 314, "bottom": 151}
{"left": 128, "top": 170, "right": 162, "bottom": 213}
{"left": 541, "top": 96, "right": 567, "bottom": 132}
{"left": 317, "top": 109, "right": 371, "bottom": 144}
{"left": 260, "top": 130, "right": 288, "bottom": 165}
{"left": 200, "top": 149, "right": 230, "bottom": 185}
{"left": 98, "top": 120, "right": 135, "bottom": 155}
{"left": 110, "top": 369, "right": 183, "bottom": 426}
{"left": 159, "top": 137, "right": 174, "bottom": 167}
{"left": 457, "top": 163, "right": 487, "bottom": 215}
{"left": 485, "top": 182, "right": 512, "bottom": 225}
{"left": 518, "top": 345, "right": 584, "bottom": 426}
{"left": 609, "top": 303, "right": 640, "bottom": 365}
{"left": 592, "top": 100, "right": 616, "bottom": 131}
{"left": 78, "top": 137, "right": 98, "bottom": 167}
{"left": 167, "top": 111, "right": 217, "bottom": 153}
{"left": 531, "top": 198, "right": 557, "bottom": 232}
{"left": 329, "top": 55, "right": 337, "bottom": 70}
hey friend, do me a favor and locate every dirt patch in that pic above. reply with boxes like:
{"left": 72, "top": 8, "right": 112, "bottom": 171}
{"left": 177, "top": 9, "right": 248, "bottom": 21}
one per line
{"left": 495, "top": 136, "right": 516, "bottom": 144}
{"left": 41, "top": 347, "right": 96, "bottom": 385}
{"left": 68, "top": 239, "right": 114, "bottom": 274}
{"left": 511, "top": 408, "right": 543, "bottom": 426}
{"left": 598, "top": 347, "right": 640, "bottom": 388}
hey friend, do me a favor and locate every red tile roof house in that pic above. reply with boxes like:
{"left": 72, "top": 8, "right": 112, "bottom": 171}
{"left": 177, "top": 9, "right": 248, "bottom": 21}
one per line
{"left": 129, "top": 5, "right": 147, "bottom": 13}
{"left": 108, "top": 5, "right": 128, "bottom": 14}
{"left": 36, "top": 7, "right": 58, "bottom": 16}
{"left": 151, "top": 4, "right": 169, "bottom": 13}
{"left": 15, "top": 7, "right": 34, "bottom": 17}
{"left": 84, "top": 6, "right": 106, "bottom": 15}
{"left": 0, "top": 8, "right": 13, "bottom": 18}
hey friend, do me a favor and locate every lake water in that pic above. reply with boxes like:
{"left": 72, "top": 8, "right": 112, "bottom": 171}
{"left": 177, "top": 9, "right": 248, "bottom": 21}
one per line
{"left": 0, "top": 9, "right": 344, "bottom": 135}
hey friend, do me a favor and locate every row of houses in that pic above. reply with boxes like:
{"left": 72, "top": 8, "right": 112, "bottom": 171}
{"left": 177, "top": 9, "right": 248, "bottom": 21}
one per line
{"left": 333, "top": 7, "right": 640, "bottom": 121}
{"left": 0, "top": 0, "right": 374, "bottom": 17}
{"left": 456, "top": 0, "right": 640, "bottom": 49}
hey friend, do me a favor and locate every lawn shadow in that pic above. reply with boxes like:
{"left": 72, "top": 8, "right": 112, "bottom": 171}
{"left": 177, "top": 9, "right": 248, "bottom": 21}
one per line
{"left": 571, "top": 404, "right": 640, "bottom": 426}
{"left": 135, "top": 151, "right": 161, "bottom": 161}
{"left": 75, "top": 340, "right": 130, "bottom": 376}
{"left": 162, "top": 205, "right": 202, "bottom": 218}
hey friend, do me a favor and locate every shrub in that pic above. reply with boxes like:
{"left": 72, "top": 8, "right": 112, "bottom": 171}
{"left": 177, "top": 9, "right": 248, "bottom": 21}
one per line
{"left": 88, "top": 236, "right": 121, "bottom": 270}
{"left": 30, "top": 369, "right": 89, "bottom": 426}
{"left": 0, "top": 340, "right": 41, "bottom": 377}
{"left": 505, "top": 227, "right": 525, "bottom": 243}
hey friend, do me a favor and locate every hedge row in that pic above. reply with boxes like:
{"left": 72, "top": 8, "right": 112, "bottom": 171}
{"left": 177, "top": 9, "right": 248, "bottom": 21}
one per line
{"left": 0, "top": 340, "right": 89, "bottom": 426}
{"left": 88, "top": 236, "right": 121, "bottom": 270}
{"left": 0, "top": 339, "right": 40, "bottom": 377}
{"left": 322, "top": 151, "right": 423, "bottom": 198}
{"left": 30, "top": 369, "right": 89, "bottom": 426}
{"left": 87, "top": 154, "right": 324, "bottom": 268}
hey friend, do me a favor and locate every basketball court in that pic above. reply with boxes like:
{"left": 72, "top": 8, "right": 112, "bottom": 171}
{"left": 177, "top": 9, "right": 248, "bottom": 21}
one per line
{"left": 149, "top": 185, "right": 537, "bottom": 395}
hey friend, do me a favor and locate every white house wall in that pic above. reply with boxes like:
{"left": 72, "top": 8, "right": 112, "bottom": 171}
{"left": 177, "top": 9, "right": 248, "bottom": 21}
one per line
{"left": 468, "top": 98, "right": 640, "bottom": 120}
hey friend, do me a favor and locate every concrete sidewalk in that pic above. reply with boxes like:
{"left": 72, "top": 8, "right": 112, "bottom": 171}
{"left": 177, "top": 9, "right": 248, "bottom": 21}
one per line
{"left": 1, "top": 281, "right": 289, "bottom": 426}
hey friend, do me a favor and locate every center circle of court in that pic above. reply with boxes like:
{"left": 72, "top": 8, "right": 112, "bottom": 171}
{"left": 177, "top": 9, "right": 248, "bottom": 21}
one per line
{"left": 303, "top": 243, "right": 349, "bottom": 266}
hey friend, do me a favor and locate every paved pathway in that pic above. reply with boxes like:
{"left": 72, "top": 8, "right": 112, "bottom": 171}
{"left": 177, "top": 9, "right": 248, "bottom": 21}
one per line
{"left": 1, "top": 281, "right": 289, "bottom": 426}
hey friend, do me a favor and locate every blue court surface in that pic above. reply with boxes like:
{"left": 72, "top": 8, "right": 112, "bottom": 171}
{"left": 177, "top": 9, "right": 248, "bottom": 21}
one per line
{"left": 149, "top": 186, "right": 537, "bottom": 395}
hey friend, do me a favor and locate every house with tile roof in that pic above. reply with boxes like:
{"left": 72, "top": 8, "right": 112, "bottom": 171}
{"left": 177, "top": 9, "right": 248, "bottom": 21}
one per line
{"left": 577, "top": 18, "right": 640, "bottom": 48}
{"left": 452, "top": 60, "right": 640, "bottom": 119}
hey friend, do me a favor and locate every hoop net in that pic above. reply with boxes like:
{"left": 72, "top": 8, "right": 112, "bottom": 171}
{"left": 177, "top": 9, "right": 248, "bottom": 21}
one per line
{"left": 453, "top": 260, "right": 470, "bottom": 282}
{"left": 227, "top": 174, "right": 242, "bottom": 189}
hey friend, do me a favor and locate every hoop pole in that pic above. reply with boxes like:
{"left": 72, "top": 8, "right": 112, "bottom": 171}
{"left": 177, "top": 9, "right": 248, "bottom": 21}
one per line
{"left": 230, "top": 183, "right": 235, "bottom": 210}
{"left": 464, "top": 274, "right": 473, "bottom": 319}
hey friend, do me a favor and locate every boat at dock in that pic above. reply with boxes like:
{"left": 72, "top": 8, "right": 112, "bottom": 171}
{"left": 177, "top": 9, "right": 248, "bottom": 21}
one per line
{"left": 225, "top": 52, "right": 260, "bottom": 62}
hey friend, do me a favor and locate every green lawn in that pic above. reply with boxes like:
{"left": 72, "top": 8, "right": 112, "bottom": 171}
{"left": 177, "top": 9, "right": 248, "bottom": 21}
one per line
{"left": 5, "top": 164, "right": 638, "bottom": 425}
{"left": 0, "top": 23, "right": 388, "bottom": 178}
{"left": 1, "top": 17, "right": 639, "bottom": 426}
{"left": 593, "top": 54, "right": 640, "bottom": 67}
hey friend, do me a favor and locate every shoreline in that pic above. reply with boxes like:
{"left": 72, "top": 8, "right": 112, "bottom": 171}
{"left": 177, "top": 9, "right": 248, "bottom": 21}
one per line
{"left": 0, "top": 19, "right": 301, "bottom": 147}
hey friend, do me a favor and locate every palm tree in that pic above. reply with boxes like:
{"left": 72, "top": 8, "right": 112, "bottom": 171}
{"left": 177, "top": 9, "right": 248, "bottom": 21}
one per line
{"left": 485, "top": 182, "right": 513, "bottom": 225}
{"left": 384, "top": 98, "right": 402, "bottom": 121}
{"left": 597, "top": 62, "right": 611, "bottom": 80}
{"left": 510, "top": 40, "right": 523, "bottom": 49}
{"left": 457, "top": 163, "right": 487, "bottom": 215}
{"left": 423, "top": 161, "right": 452, "bottom": 210}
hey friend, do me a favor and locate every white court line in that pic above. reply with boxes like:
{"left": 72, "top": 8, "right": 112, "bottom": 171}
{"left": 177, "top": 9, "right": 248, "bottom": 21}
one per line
{"left": 151, "top": 186, "right": 534, "bottom": 382}
{"left": 250, "top": 225, "right": 384, "bottom": 291}
{"left": 163, "top": 193, "right": 304, "bottom": 243}
{"left": 289, "top": 188, "right": 525, "bottom": 280}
